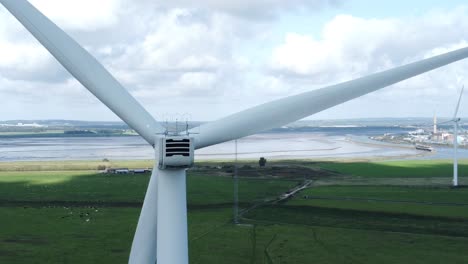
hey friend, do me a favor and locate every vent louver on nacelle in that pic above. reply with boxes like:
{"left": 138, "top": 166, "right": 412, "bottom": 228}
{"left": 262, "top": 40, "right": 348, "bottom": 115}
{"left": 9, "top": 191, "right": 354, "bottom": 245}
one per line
{"left": 165, "top": 139, "right": 190, "bottom": 157}
{"left": 157, "top": 136, "right": 194, "bottom": 169}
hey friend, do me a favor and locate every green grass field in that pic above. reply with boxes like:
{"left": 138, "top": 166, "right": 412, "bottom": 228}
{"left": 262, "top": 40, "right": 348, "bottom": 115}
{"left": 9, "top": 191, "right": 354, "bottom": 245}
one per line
{"left": 1, "top": 159, "right": 468, "bottom": 263}
{"left": 318, "top": 159, "right": 468, "bottom": 178}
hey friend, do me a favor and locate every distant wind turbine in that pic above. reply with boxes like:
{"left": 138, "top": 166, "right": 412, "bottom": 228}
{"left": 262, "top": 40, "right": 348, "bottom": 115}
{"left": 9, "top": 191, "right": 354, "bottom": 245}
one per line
{"left": 451, "top": 85, "right": 464, "bottom": 187}
{"left": 3, "top": 0, "right": 468, "bottom": 263}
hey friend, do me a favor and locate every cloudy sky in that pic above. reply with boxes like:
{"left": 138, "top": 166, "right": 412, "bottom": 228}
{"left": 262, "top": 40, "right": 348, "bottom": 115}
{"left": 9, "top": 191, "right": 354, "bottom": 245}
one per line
{"left": 1, "top": 0, "right": 468, "bottom": 122}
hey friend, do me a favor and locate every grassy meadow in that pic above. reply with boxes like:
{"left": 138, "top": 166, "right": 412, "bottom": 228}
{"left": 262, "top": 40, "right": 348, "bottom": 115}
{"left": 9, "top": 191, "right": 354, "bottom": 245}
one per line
{"left": 1, "top": 159, "right": 468, "bottom": 263}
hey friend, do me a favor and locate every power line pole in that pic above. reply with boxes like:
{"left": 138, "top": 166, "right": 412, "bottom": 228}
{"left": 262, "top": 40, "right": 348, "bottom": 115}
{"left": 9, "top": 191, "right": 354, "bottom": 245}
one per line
{"left": 233, "top": 139, "right": 239, "bottom": 224}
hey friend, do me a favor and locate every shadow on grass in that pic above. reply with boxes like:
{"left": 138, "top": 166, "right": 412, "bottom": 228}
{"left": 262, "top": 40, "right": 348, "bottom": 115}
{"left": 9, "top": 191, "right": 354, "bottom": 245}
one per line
{"left": 0, "top": 172, "right": 150, "bottom": 206}
{"left": 0, "top": 166, "right": 302, "bottom": 209}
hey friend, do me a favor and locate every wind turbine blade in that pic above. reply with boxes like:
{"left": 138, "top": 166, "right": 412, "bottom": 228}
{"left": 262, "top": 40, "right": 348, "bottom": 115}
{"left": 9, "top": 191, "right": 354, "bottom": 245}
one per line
{"left": 0, "top": 0, "right": 164, "bottom": 144}
{"left": 453, "top": 85, "right": 465, "bottom": 119}
{"left": 129, "top": 167, "right": 158, "bottom": 264}
{"left": 193, "top": 46, "right": 468, "bottom": 149}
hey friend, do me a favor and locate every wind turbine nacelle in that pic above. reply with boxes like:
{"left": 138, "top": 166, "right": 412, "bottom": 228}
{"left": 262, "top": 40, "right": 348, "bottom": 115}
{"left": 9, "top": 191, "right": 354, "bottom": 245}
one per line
{"left": 157, "top": 136, "right": 194, "bottom": 169}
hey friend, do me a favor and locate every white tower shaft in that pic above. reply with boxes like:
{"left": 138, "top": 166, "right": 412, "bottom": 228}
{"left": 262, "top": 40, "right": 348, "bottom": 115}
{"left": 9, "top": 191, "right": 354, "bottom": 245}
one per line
{"left": 156, "top": 169, "right": 188, "bottom": 264}
{"left": 454, "top": 122, "right": 459, "bottom": 187}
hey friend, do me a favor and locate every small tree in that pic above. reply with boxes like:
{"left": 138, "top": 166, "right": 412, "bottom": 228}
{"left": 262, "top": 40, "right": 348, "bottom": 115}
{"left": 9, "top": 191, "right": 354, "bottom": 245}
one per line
{"left": 259, "top": 157, "right": 267, "bottom": 167}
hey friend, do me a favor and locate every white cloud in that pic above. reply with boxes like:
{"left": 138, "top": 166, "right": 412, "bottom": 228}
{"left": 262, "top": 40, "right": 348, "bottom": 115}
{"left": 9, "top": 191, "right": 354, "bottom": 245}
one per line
{"left": 179, "top": 72, "right": 217, "bottom": 90}
{"left": 2, "top": 0, "right": 339, "bottom": 121}
{"left": 268, "top": 9, "right": 468, "bottom": 118}
{"left": 133, "top": 0, "right": 342, "bottom": 20}
{"left": 271, "top": 9, "right": 468, "bottom": 79}
{"left": 0, "top": 0, "right": 123, "bottom": 83}
{"left": 29, "top": 0, "right": 122, "bottom": 30}
{"left": 0, "top": 1, "right": 468, "bottom": 121}
{"left": 138, "top": 9, "right": 226, "bottom": 71}
{"left": 104, "top": 8, "right": 256, "bottom": 104}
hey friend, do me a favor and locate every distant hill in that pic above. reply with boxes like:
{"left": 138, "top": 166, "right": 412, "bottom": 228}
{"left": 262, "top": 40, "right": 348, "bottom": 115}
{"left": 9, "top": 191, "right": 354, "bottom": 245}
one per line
{"left": 1, "top": 118, "right": 465, "bottom": 131}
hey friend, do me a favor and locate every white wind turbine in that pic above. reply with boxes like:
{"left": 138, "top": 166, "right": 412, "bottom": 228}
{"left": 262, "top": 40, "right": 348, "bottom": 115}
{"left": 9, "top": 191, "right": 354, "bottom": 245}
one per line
{"left": 2, "top": 1, "right": 468, "bottom": 263}
{"left": 451, "top": 85, "right": 464, "bottom": 187}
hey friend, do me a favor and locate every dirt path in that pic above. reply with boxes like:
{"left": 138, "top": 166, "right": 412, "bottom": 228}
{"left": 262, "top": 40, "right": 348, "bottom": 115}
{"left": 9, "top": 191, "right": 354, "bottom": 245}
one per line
{"left": 302, "top": 196, "right": 468, "bottom": 206}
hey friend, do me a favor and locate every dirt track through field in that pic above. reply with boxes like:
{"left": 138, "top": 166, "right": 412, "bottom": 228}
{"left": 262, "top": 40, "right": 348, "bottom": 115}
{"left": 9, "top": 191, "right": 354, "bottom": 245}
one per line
{"left": 302, "top": 196, "right": 468, "bottom": 206}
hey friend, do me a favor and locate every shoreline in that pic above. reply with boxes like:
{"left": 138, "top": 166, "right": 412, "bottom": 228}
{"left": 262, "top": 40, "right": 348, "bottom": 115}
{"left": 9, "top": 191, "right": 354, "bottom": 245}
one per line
{"left": 0, "top": 132, "right": 460, "bottom": 163}
{"left": 344, "top": 136, "right": 436, "bottom": 161}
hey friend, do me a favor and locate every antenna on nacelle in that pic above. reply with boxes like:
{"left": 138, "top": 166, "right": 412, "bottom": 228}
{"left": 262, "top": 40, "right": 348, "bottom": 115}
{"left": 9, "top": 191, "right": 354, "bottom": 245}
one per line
{"left": 185, "top": 114, "right": 189, "bottom": 135}
{"left": 182, "top": 113, "right": 190, "bottom": 136}
{"left": 164, "top": 113, "right": 169, "bottom": 135}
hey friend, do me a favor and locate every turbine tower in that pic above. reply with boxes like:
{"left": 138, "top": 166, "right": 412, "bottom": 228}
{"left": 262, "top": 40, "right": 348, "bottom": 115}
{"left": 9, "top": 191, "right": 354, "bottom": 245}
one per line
{"left": 452, "top": 85, "right": 464, "bottom": 187}
{"left": 3, "top": 1, "right": 468, "bottom": 263}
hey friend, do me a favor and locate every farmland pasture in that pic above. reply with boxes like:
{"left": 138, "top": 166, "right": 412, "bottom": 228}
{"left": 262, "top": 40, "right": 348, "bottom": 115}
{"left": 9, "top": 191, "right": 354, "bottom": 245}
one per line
{"left": 1, "top": 159, "right": 468, "bottom": 263}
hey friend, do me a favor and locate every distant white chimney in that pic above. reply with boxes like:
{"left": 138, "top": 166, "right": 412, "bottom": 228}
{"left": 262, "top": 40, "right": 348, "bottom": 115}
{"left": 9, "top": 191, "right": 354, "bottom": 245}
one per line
{"left": 433, "top": 114, "right": 437, "bottom": 134}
